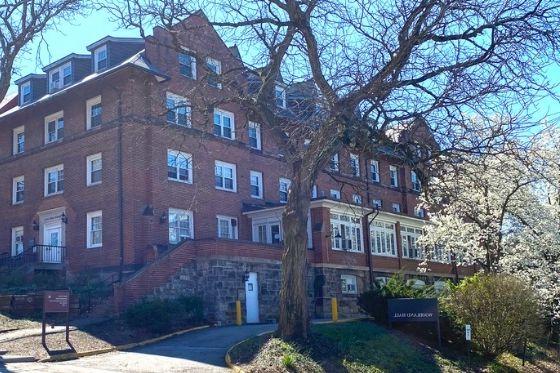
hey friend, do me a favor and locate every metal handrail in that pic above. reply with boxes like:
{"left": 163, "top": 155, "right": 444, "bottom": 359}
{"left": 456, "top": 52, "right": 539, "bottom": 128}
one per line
{"left": 0, "top": 245, "right": 66, "bottom": 268}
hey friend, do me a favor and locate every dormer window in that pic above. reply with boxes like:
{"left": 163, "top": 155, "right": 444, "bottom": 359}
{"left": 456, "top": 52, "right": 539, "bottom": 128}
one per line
{"left": 206, "top": 57, "right": 221, "bottom": 88}
{"left": 275, "top": 85, "right": 286, "bottom": 108}
{"left": 49, "top": 62, "right": 72, "bottom": 92}
{"left": 94, "top": 45, "right": 108, "bottom": 71}
{"left": 20, "top": 82, "right": 31, "bottom": 105}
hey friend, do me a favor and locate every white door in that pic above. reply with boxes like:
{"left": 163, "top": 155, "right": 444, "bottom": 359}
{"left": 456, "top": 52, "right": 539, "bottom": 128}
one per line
{"left": 245, "top": 272, "right": 260, "bottom": 323}
{"left": 43, "top": 225, "right": 63, "bottom": 263}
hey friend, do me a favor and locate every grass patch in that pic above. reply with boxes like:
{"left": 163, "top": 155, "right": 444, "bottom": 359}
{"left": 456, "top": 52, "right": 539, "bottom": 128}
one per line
{"left": 230, "top": 321, "right": 560, "bottom": 373}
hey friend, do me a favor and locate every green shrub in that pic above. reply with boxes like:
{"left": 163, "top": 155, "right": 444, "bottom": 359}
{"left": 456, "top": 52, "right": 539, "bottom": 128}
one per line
{"left": 282, "top": 354, "right": 296, "bottom": 370}
{"left": 124, "top": 296, "right": 203, "bottom": 334}
{"left": 442, "top": 274, "right": 541, "bottom": 356}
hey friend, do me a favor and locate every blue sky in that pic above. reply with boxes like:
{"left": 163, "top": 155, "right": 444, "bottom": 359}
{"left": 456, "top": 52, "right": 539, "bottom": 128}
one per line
{"left": 9, "top": 9, "right": 559, "bottom": 122}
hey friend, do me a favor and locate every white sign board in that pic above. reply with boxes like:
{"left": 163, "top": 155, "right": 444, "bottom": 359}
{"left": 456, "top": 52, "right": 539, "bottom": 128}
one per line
{"left": 465, "top": 324, "right": 472, "bottom": 341}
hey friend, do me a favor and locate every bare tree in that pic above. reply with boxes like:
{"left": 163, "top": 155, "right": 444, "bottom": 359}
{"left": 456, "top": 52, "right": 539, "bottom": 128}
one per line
{"left": 103, "top": 0, "right": 560, "bottom": 339}
{"left": 0, "top": 0, "right": 84, "bottom": 102}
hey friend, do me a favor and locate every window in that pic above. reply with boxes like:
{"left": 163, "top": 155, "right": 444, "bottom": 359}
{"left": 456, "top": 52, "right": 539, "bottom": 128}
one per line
{"left": 375, "top": 277, "right": 389, "bottom": 288}
{"left": 45, "top": 112, "right": 64, "bottom": 144}
{"left": 215, "top": 161, "right": 237, "bottom": 192}
{"left": 350, "top": 154, "right": 360, "bottom": 177}
{"left": 341, "top": 275, "right": 357, "bottom": 294}
{"left": 94, "top": 45, "right": 108, "bottom": 71}
{"left": 408, "top": 278, "right": 426, "bottom": 289}
{"left": 370, "top": 160, "right": 379, "bottom": 182}
{"left": 166, "top": 93, "right": 191, "bottom": 127}
{"left": 330, "top": 189, "right": 341, "bottom": 200}
{"left": 44, "top": 164, "right": 64, "bottom": 196}
{"left": 370, "top": 221, "right": 397, "bottom": 256}
{"left": 86, "top": 153, "right": 102, "bottom": 186}
{"left": 86, "top": 96, "right": 102, "bottom": 129}
{"left": 312, "top": 184, "right": 318, "bottom": 199}
{"left": 254, "top": 221, "right": 282, "bottom": 245}
{"left": 372, "top": 199, "right": 382, "bottom": 210}
{"left": 401, "top": 226, "right": 424, "bottom": 259}
{"left": 168, "top": 208, "right": 193, "bottom": 244}
{"left": 13, "top": 126, "right": 24, "bottom": 155}
{"left": 86, "top": 211, "right": 103, "bottom": 248}
{"left": 250, "top": 171, "right": 263, "bottom": 199}
{"left": 179, "top": 52, "right": 197, "bottom": 79}
{"left": 389, "top": 165, "right": 399, "bottom": 187}
{"left": 206, "top": 57, "right": 222, "bottom": 88}
{"left": 411, "top": 170, "right": 421, "bottom": 191}
{"left": 431, "top": 245, "right": 450, "bottom": 263}
{"left": 49, "top": 62, "right": 72, "bottom": 91}
{"left": 275, "top": 84, "right": 286, "bottom": 108}
{"left": 352, "top": 194, "right": 362, "bottom": 205}
{"left": 330, "top": 213, "right": 363, "bottom": 252}
{"left": 329, "top": 153, "right": 339, "bottom": 172}
{"left": 391, "top": 203, "right": 401, "bottom": 213}
{"left": 20, "top": 82, "right": 31, "bottom": 105}
{"left": 248, "top": 122, "right": 262, "bottom": 150}
{"left": 11, "top": 227, "right": 24, "bottom": 256}
{"left": 279, "top": 178, "right": 291, "bottom": 203}
{"left": 217, "top": 215, "right": 238, "bottom": 239}
{"left": 12, "top": 176, "right": 24, "bottom": 204}
{"left": 415, "top": 206, "right": 425, "bottom": 218}
{"left": 168, "top": 150, "right": 193, "bottom": 184}
{"left": 213, "top": 109, "right": 235, "bottom": 139}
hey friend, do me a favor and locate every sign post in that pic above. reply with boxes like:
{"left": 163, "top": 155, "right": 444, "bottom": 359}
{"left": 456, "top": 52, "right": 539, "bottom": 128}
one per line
{"left": 42, "top": 290, "right": 71, "bottom": 349}
{"left": 387, "top": 298, "right": 441, "bottom": 347}
{"left": 465, "top": 324, "right": 472, "bottom": 366}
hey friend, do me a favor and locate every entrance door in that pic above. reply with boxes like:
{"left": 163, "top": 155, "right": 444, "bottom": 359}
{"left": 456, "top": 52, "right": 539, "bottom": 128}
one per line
{"left": 43, "top": 225, "right": 63, "bottom": 263}
{"left": 245, "top": 272, "right": 260, "bottom": 323}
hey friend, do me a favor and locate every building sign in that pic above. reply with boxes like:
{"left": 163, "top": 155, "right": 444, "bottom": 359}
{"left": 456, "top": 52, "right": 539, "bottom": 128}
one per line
{"left": 465, "top": 324, "right": 472, "bottom": 341}
{"left": 43, "top": 290, "right": 70, "bottom": 313}
{"left": 387, "top": 298, "right": 441, "bottom": 346}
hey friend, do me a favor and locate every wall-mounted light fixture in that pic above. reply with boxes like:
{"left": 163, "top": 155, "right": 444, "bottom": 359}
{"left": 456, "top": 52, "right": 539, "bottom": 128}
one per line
{"left": 142, "top": 204, "right": 154, "bottom": 216}
{"left": 159, "top": 212, "right": 167, "bottom": 224}
{"left": 61, "top": 212, "right": 68, "bottom": 224}
{"left": 32, "top": 221, "right": 39, "bottom": 231}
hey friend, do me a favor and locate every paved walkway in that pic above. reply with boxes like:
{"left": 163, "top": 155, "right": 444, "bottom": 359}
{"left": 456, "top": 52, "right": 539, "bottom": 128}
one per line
{"left": 2, "top": 323, "right": 275, "bottom": 373}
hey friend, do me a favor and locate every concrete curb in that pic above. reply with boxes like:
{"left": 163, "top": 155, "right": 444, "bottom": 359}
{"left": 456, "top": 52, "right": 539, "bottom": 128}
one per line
{"left": 0, "top": 355, "right": 37, "bottom": 364}
{"left": 224, "top": 318, "right": 373, "bottom": 372}
{"left": 35, "top": 324, "right": 210, "bottom": 363}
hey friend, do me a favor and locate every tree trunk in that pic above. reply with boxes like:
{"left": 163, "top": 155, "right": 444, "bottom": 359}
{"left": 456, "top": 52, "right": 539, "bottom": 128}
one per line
{"left": 278, "top": 166, "right": 312, "bottom": 340}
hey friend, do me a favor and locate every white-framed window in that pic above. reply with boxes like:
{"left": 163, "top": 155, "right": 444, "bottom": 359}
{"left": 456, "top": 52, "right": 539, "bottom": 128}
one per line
{"left": 415, "top": 206, "right": 425, "bottom": 218}
{"left": 166, "top": 92, "right": 191, "bottom": 127}
{"left": 168, "top": 208, "right": 194, "bottom": 244}
{"left": 13, "top": 126, "right": 24, "bottom": 155}
{"left": 389, "top": 165, "right": 399, "bottom": 187}
{"left": 215, "top": 160, "right": 237, "bottom": 192}
{"left": 330, "top": 189, "right": 341, "bottom": 200}
{"left": 179, "top": 51, "right": 197, "bottom": 79}
{"left": 49, "top": 62, "right": 72, "bottom": 92}
{"left": 86, "top": 210, "right": 103, "bottom": 248}
{"left": 217, "top": 215, "right": 238, "bottom": 239}
{"left": 253, "top": 221, "right": 282, "bottom": 245}
{"left": 45, "top": 111, "right": 64, "bottom": 144}
{"left": 330, "top": 213, "right": 363, "bottom": 252}
{"left": 350, "top": 154, "right": 360, "bottom": 177}
{"left": 275, "top": 84, "right": 286, "bottom": 108}
{"left": 206, "top": 57, "right": 222, "bottom": 88}
{"left": 408, "top": 278, "right": 426, "bottom": 289}
{"left": 248, "top": 122, "right": 262, "bottom": 150}
{"left": 94, "top": 45, "right": 108, "bottom": 71}
{"left": 213, "top": 109, "right": 235, "bottom": 139}
{"left": 86, "top": 153, "right": 102, "bottom": 186}
{"left": 370, "top": 160, "right": 379, "bottom": 182}
{"left": 20, "top": 82, "right": 31, "bottom": 105}
{"left": 352, "top": 194, "right": 362, "bottom": 205}
{"left": 370, "top": 221, "right": 397, "bottom": 256}
{"left": 11, "top": 227, "right": 24, "bottom": 256}
{"left": 375, "top": 276, "right": 389, "bottom": 288}
{"left": 86, "top": 96, "right": 102, "bottom": 129}
{"left": 341, "top": 274, "right": 358, "bottom": 294}
{"left": 168, "top": 149, "right": 193, "bottom": 184}
{"left": 431, "top": 245, "right": 450, "bottom": 263}
{"left": 12, "top": 176, "right": 24, "bottom": 204}
{"left": 44, "top": 164, "right": 64, "bottom": 196}
{"left": 434, "top": 280, "right": 449, "bottom": 293}
{"left": 392, "top": 203, "right": 401, "bottom": 213}
{"left": 330, "top": 153, "right": 339, "bottom": 172}
{"left": 401, "top": 226, "right": 424, "bottom": 259}
{"left": 372, "top": 199, "right": 383, "bottom": 210}
{"left": 411, "top": 170, "right": 421, "bottom": 192}
{"left": 279, "top": 177, "right": 291, "bottom": 203}
{"left": 312, "top": 185, "right": 318, "bottom": 199}
{"left": 250, "top": 171, "right": 263, "bottom": 199}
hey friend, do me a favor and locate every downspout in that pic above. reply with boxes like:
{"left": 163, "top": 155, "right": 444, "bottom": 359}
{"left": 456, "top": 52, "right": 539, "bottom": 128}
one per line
{"left": 117, "top": 91, "right": 125, "bottom": 282}
{"left": 363, "top": 157, "right": 377, "bottom": 290}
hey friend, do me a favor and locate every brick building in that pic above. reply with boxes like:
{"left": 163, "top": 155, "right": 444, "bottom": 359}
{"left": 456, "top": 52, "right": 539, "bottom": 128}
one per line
{"left": 0, "top": 13, "right": 471, "bottom": 323}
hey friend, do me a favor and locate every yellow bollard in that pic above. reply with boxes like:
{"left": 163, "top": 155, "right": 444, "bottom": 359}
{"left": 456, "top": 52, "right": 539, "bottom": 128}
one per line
{"left": 235, "top": 300, "right": 242, "bottom": 326}
{"left": 331, "top": 297, "right": 338, "bottom": 322}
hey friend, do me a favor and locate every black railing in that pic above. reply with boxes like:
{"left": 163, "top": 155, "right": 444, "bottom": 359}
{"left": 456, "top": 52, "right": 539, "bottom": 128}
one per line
{"left": 0, "top": 245, "right": 66, "bottom": 269}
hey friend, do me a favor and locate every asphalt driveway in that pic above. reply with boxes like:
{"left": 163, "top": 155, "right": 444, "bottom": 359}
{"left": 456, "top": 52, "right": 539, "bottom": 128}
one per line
{"left": 2, "top": 323, "right": 275, "bottom": 372}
